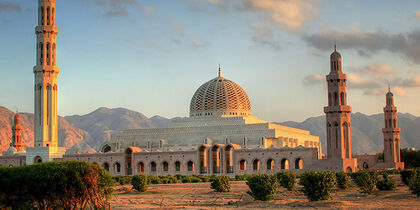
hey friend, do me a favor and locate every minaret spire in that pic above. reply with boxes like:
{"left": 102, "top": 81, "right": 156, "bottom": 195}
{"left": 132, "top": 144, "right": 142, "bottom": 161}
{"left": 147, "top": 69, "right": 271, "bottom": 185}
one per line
{"left": 218, "top": 64, "right": 221, "bottom": 77}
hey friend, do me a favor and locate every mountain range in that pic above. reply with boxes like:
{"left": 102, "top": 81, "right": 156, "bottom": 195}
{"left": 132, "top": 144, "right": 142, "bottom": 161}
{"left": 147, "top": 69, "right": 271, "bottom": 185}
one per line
{"left": 0, "top": 106, "right": 418, "bottom": 154}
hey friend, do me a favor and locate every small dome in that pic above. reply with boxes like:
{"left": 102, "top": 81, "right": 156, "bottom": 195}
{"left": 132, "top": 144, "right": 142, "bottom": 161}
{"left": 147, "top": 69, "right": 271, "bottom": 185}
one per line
{"left": 330, "top": 50, "right": 341, "bottom": 60}
{"left": 190, "top": 75, "right": 252, "bottom": 117}
{"left": 7, "top": 146, "right": 17, "bottom": 153}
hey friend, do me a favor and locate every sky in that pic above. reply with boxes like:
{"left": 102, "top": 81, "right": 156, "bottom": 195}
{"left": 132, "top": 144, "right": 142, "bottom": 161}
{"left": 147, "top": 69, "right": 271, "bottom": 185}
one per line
{"left": 0, "top": 0, "right": 419, "bottom": 122}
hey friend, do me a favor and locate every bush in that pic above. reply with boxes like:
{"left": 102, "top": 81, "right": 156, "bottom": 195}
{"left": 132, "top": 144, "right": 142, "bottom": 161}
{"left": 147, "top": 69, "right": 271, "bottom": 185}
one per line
{"left": 210, "top": 175, "right": 231, "bottom": 192}
{"left": 336, "top": 172, "right": 350, "bottom": 190}
{"left": 235, "top": 174, "right": 253, "bottom": 181}
{"left": 276, "top": 172, "right": 296, "bottom": 191}
{"left": 113, "top": 176, "right": 132, "bottom": 185}
{"left": 400, "top": 169, "right": 419, "bottom": 186}
{"left": 0, "top": 161, "right": 114, "bottom": 209}
{"left": 132, "top": 174, "right": 148, "bottom": 192}
{"left": 408, "top": 175, "right": 420, "bottom": 197}
{"left": 159, "top": 175, "right": 178, "bottom": 184}
{"left": 246, "top": 174, "right": 278, "bottom": 201}
{"left": 352, "top": 171, "right": 377, "bottom": 194}
{"left": 299, "top": 171, "right": 336, "bottom": 201}
{"left": 148, "top": 175, "right": 162, "bottom": 184}
{"left": 376, "top": 173, "right": 395, "bottom": 191}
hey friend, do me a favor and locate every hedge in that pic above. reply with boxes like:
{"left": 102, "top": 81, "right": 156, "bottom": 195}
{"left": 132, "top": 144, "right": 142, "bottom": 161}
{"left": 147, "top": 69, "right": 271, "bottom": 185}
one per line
{"left": 276, "top": 172, "right": 296, "bottom": 191}
{"left": 0, "top": 161, "right": 114, "bottom": 209}
{"left": 132, "top": 174, "right": 148, "bottom": 192}
{"left": 336, "top": 172, "right": 350, "bottom": 190}
{"left": 352, "top": 171, "right": 377, "bottom": 194}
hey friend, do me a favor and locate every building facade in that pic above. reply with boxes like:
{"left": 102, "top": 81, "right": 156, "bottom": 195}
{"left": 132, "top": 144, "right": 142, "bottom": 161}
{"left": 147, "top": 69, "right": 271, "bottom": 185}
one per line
{"left": 26, "top": 0, "right": 66, "bottom": 164}
{"left": 0, "top": 1, "right": 404, "bottom": 174}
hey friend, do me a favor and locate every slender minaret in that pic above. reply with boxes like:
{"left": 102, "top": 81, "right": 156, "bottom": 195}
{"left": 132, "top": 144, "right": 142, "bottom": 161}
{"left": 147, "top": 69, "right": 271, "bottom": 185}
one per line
{"left": 34, "top": 0, "right": 59, "bottom": 148}
{"left": 324, "top": 45, "right": 353, "bottom": 160}
{"left": 11, "top": 113, "right": 25, "bottom": 152}
{"left": 382, "top": 88, "right": 401, "bottom": 163}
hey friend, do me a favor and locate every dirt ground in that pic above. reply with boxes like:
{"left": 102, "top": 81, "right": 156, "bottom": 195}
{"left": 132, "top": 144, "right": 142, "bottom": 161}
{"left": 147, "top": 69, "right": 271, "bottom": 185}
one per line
{"left": 110, "top": 177, "right": 420, "bottom": 209}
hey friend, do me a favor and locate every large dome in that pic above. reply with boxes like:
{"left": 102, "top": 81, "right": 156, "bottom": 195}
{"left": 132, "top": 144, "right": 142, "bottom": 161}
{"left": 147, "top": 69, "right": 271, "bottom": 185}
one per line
{"left": 190, "top": 74, "right": 252, "bottom": 117}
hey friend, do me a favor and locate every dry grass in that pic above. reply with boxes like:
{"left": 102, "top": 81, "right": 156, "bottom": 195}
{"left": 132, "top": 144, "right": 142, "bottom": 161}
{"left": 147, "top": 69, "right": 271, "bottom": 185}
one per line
{"left": 110, "top": 176, "right": 420, "bottom": 209}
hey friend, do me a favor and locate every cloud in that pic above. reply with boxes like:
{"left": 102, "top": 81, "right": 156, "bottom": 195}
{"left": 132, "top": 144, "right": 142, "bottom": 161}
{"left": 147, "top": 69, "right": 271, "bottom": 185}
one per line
{"left": 303, "top": 74, "right": 324, "bottom": 85}
{"left": 360, "top": 63, "right": 395, "bottom": 75}
{"left": 364, "top": 86, "right": 406, "bottom": 97}
{"left": 92, "top": 0, "right": 139, "bottom": 17}
{"left": 397, "top": 75, "right": 420, "bottom": 87}
{"left": 347, "top": 73, "right": 381, "bottom": 89}
{"left": 240, "top": 0, "right": 319, "bottom": 31}
{"left": 302, "top": 28, "right": 420, "bottom": 64}
{"left": 250, "top": 24, "right": 282, "bottom": 50}
{"left": 172, "top": 24, "right": 209, "bottom": 49}
{"left": 416, "top": 12, "right": 420, "bottom": 19}
{"left": 0, "top": 2, "right": 21, "bottom": 12}
{"left": 142, "top": 7, "right": 156, "bottom": 15}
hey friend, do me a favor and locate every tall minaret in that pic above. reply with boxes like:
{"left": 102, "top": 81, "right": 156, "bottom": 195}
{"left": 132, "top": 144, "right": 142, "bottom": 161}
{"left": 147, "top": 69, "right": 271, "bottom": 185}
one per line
{"left": 324, "top": 45, "right": 353, "bottom": 160}
{"left": 34, "top": 0, "right": 59, "bottom": 148}
{"left": 11, "top": 113, "right": 25, "bottom": 152}
{"left": 382, "top": 88, "right": 402, "bottom": 163}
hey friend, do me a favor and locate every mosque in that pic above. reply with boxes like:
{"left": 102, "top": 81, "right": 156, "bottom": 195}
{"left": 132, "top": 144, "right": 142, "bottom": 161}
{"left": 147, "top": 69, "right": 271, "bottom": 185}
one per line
{"left": 0, "top": 0, "right": 404, "bottom": 175}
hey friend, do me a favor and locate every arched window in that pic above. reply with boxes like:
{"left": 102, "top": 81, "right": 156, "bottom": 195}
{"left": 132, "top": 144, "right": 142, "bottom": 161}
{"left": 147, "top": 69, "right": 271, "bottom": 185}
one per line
{"left": 253, "top": 159, "right": 260, "bottom": 171}
{"left": 239, "top": 159, "right": 246, "bottom": 171}
{"left": 52, "top": 8, "right": 55, "bottom": 25}
{"left": 199, "top": 146, "right": 207, "bottom": 174}
{"left": 333, "top": 92, "right": 338, "bottom": 106}
{"left": 187, "top": 161, "right": 194, "bottom": 172}
{"left": 151, "top": 162, "right": 156, "bottom": 172}
{"left": 266, "top": 159, "right": 274, "bottom": 171}
{"left": 163, "top": 161, "right": 169, "bottom": 172}
{"left": 175, "top": 161, "right": 181, "bottom": 172}
{"left": 388, "top": 119, "right": 392, "bottom": 128}
{"left": 138, "top": 162, "right": 144, "bottom": 172}
{"left": 295, "top": 158, "right": 303, "bottom": 169}
{"left": 340, "top": 92, "right": 345, "bottom": 105}
{"left": 346, "top": 167, "right": 352, "bottom": 173}
{"left": 52, "top": 43, "right": 56, "bottom": 66}
{"left": 225, "top": 145, "right": 233, "bottom": 173}
{"left": 363, "top": 162, "right": 369, "bottom": 169}
{"left": 281, "top": 159, "right": 289, "bottom": 170}
{"left": 34, "top": 156, "right": 42, "bottom": 163}
{"left": 39, "top": 42, "right": 43, "bottom": 65}
{"left": 46, "top": 7, "right": 50, "bottom": 25}
{"left": 212, "top": 145, "right": 220, "bottom": 173}
{"left": 328, "top": 92, "right": 332, "bottom": 106}
{"left": 41, "top": 7, "right": 44, "bottom": 25}
{"left": 393, "top": 119, "right": 396, "bottom": 128}
{"left": 114, "top": 162, "right": 121, "bottom": 173}
{"left": 102, "top": 145, "right": 111, "bottom": 153}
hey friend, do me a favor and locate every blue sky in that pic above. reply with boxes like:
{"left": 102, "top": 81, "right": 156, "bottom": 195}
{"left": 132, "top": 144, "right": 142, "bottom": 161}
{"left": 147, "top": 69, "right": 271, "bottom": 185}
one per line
{"left": 0, "top": 0, "right": 419, "bottom": 122}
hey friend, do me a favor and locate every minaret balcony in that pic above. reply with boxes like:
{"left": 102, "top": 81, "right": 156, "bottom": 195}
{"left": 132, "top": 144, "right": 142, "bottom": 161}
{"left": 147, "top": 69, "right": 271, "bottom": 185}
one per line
{"left": 382, "top": 128, "right": 401, "bottom": 133}
{"left": 35, "top": 26, "right": 58, "bottom": 34}
{"left": 326, "top": 73, "right": 347, "bottom": 80}
{"left": 323, "top": 105, "right": 352, "bottom": 113}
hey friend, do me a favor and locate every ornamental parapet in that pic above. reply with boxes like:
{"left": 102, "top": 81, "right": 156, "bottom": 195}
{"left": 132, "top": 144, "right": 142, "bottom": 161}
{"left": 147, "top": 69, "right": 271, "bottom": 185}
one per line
{"left": 323, "top": 105, "right": 352, "bottom": 113}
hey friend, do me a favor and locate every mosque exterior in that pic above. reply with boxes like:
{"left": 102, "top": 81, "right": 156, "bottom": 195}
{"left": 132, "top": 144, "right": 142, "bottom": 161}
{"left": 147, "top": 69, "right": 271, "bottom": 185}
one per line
{"left": 0, "top": 0, "right": 404, "bottom": 175}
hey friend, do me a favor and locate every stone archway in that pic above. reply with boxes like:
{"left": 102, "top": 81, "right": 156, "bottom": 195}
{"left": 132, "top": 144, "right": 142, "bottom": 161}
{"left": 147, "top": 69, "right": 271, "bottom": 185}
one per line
{"left": 34, "top": 156, "right": 42, "bottom": 163}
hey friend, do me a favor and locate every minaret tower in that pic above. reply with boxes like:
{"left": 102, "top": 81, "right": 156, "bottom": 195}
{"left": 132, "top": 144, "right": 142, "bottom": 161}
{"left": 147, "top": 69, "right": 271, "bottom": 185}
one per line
{"left": 34, "top": 0, "right": 59, "bottom": 148}
{"left": 11, "top": 113, "right": 25, "bottom": 152}
{"left": 324, "top": 45, "right": 357, "bottom": 172}
{"left": 382, "top": 88, "right": 403, "bottom": 168}
{"left": 27, "top": 0, "right": 65, "bottom": 164}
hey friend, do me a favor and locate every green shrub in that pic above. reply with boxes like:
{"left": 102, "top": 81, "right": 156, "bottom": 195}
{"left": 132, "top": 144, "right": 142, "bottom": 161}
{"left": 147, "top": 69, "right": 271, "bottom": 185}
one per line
{"left": 0, "top": 161, "right": 114, "bottom": 209}
{"left": 113, "top": 176, "right": 132, "bottom": 185}
{"left": 276, "top": 172, "right": 296, "bottom": 191}
{"left": 246, "top": 174, "right": 278, "bottom": 201}
{"left": 376, "top": 173, "right": 395, "bottom": 191}
{"left": 336, "top": 172, "right": 350, "bottom": 190}
{"left": 191, "top": 176, "right": 202, "bottom": 183}
{"left": 400, "top": 169, "right": 419, "bottom": 186}
{"left": 352, "top": 171, "right": 377, "bottom": 194}
{"left": 158, "top": 175, "right": 178, "bottom": 184}
{"left": 235, "top": 174, "right": 253, "bottom": 181}
{"left": 299, "top": 171, "right": 336, "bottom": 201}
{"left": 181, "top": 176, "right": 192, "bottom": 183}
{"left": 131, "top": 174, "right": 148, "bottom": 192}
{"left": 196, "top": 175, "right": 211, "bottom": 182}
{"left": 408, "top": 175, "right": 420, "bottom": 197}
{"left": 210, "top": 175, "right": 231, "bottom": 192}
{"left": 148, "top": 175, "right": 162, "bottom": 184}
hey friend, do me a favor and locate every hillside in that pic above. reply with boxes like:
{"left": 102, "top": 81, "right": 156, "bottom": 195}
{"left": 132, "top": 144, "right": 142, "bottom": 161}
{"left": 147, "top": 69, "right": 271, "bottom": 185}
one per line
{"left": 0, "top": 106, "right": 418, "bottom": 154}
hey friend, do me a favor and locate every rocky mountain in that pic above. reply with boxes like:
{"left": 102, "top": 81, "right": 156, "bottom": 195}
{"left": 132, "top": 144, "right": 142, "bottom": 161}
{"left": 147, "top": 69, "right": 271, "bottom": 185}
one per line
{"left": 0, "top": 106, "right": 419, "bottom": 154}
{"left": 277, "top": 112, "right": 420, "bottom": 154}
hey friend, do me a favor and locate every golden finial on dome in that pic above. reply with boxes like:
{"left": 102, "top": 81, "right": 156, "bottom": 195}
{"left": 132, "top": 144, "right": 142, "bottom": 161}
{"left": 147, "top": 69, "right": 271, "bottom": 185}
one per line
{"left": 218, "top": 64, "right": 221, "bottom": 77}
